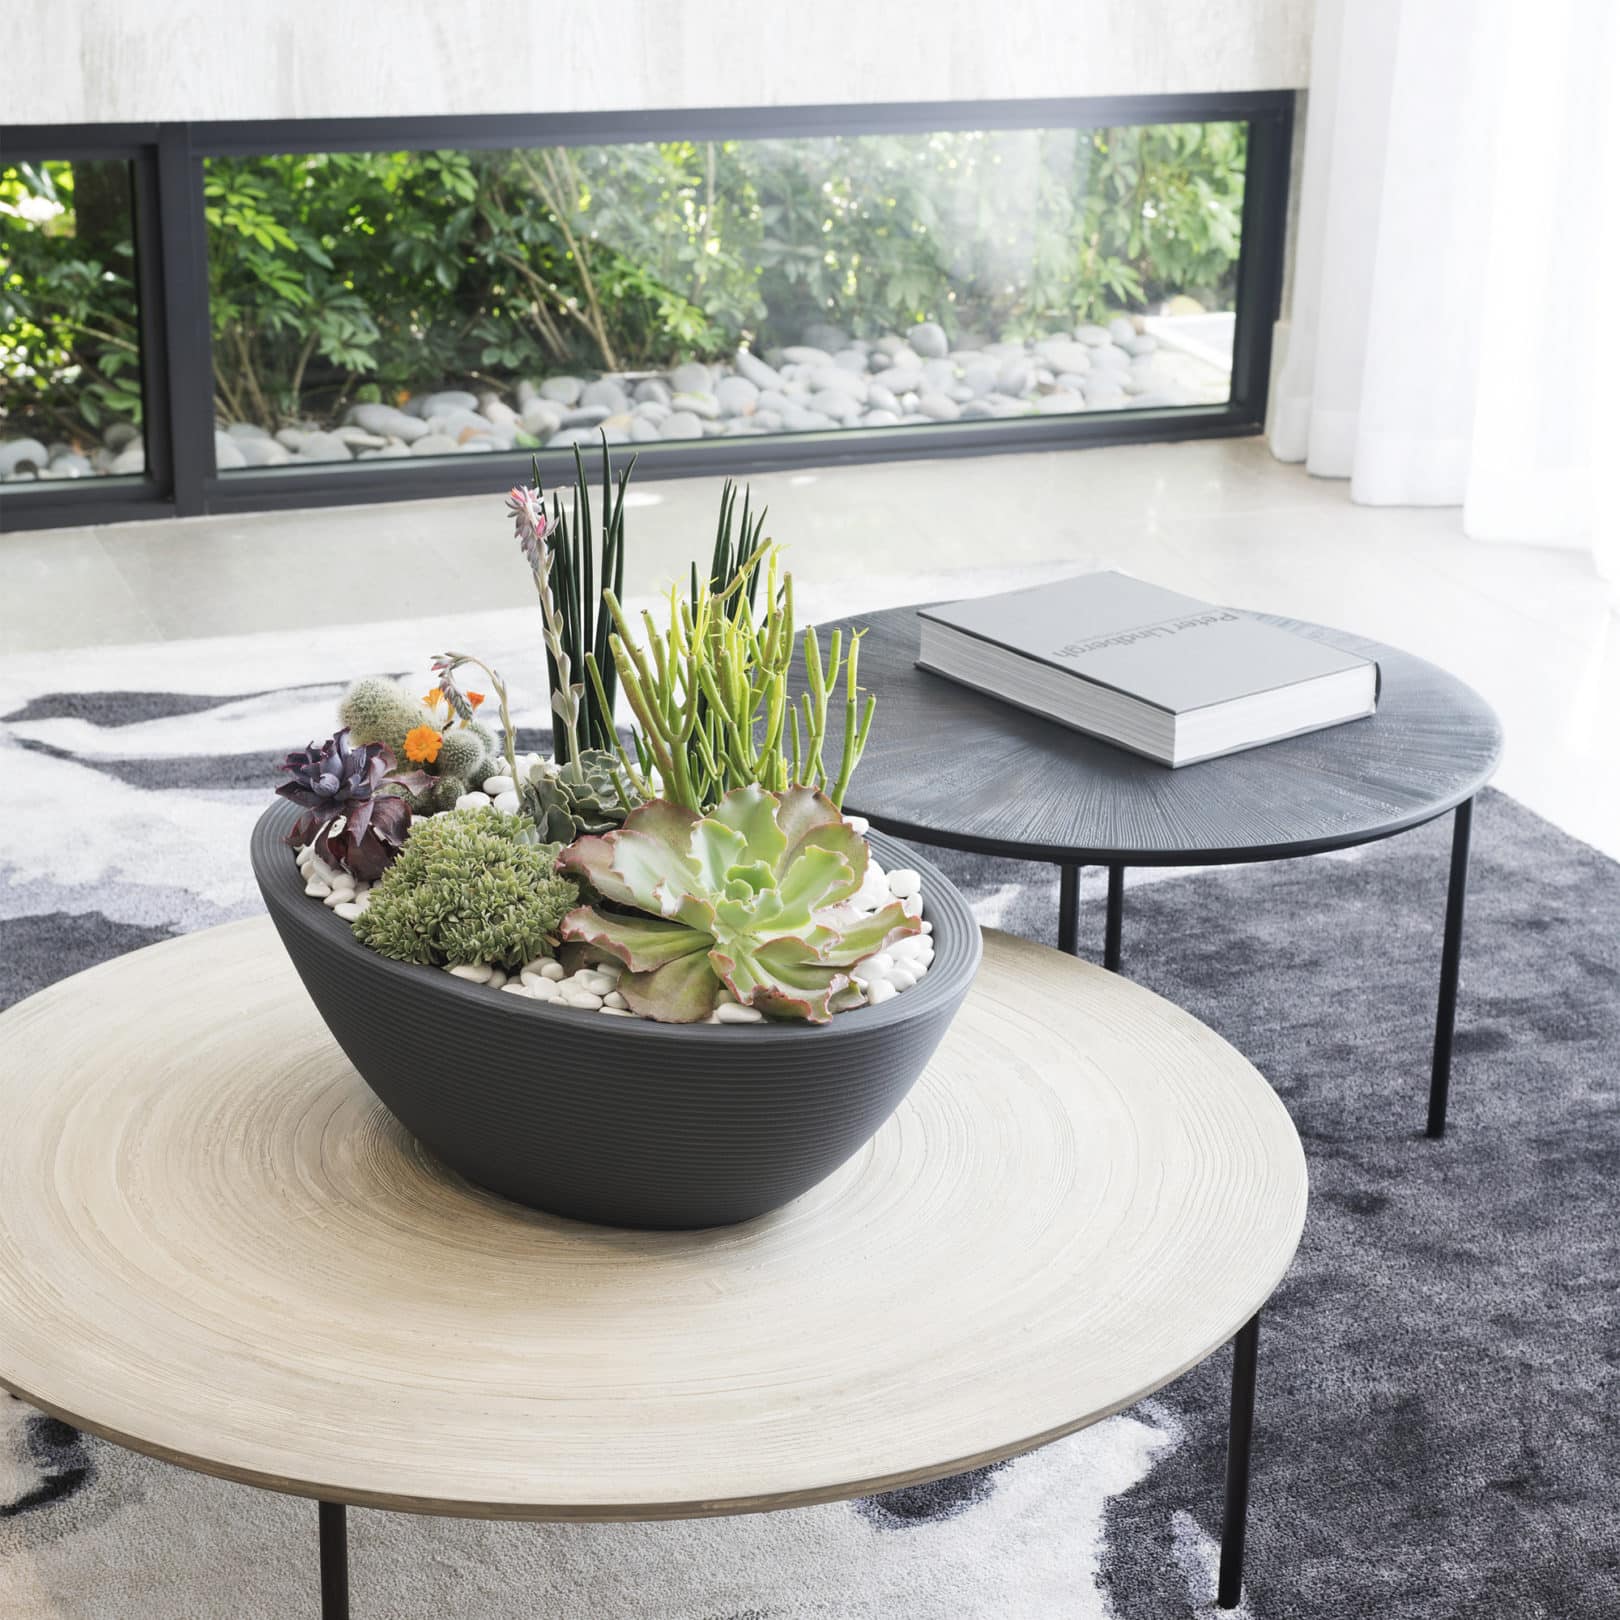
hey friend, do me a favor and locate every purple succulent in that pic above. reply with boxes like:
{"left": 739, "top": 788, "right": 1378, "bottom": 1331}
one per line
{"left": 276, "top": 728, "right": 411, "bottom": 881}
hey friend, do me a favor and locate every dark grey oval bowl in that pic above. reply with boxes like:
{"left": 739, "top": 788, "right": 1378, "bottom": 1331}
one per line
{"left": 251, "top": 799, "right": 983, "bottom": 1229}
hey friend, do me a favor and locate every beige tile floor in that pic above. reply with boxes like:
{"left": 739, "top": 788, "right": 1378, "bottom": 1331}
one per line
{"left": 5, "top": 436, "right": 1617, "bottom": 856}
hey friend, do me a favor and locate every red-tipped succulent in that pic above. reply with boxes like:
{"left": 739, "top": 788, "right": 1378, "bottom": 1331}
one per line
{"left": 276, "top": 728, "right": 412, "bottom": 881}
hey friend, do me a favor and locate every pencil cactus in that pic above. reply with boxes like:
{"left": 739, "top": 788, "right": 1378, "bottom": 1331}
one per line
{"left": 556, "top": 784, "right": 919, "bottom": 1023}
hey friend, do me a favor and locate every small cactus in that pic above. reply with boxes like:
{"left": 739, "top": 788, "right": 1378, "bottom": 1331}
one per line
{"left": 339, "top": 675, "right": 499, "bottom": 806}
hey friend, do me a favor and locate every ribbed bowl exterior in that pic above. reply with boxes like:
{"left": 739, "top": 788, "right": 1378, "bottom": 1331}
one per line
{"left": 250, "top": 801, "right": 983, "bottom": 1229}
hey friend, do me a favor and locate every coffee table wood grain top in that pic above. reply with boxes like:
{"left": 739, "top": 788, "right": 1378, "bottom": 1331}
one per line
{"left": 0, "top": 918, "right": 1306, "bottom": 1521}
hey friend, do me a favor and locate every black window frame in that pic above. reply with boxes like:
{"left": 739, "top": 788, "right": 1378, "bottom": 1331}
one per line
{"left": 1, "top": 93, "right": 1293, "bottom": 532}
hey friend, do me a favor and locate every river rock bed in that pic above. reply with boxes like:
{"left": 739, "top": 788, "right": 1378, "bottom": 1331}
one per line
{"left": 0, "top": 317, "right": 1229, "bottom": 481}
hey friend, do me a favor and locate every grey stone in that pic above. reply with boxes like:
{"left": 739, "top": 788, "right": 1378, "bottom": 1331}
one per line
{"left": 1080, "top": 378, "right": 1127, "bottom": 408}
{"left": 1126, "top": 390, "right": 1186, "bottom": 409}
{"left": 917, "top": 392, "right": 960, "bottom": 421}
{"left": 46, "top": 451, "right": 92, "bottom": 477}
{"left": 546, "top": 427, "right": 603, "bottom": 448}
{"left": 752, "top": 409, "right": 784, "bottom": 432}
{"left": 0, "top": 438, "right": 50, "bottom": 477}
{"left": 539, "top": 376, "right": 585, "bottom": 405}
{"left": 235, "top": 435, "right": 292, "bottom": 466}
{"left": 629, "top": 417, "right": 663, "bottom": 443}
{"left": 294, "top": 431, "right": 353, "bottom": 461}
{"left": 275, "top": 427, "right": 307, "bottom": 451}
{"left": 334, "top": 427, "right": 388, "bottom": 449}
{"left": 110, "top": 444, "right": 146, "bottom": 475}
{"left": 632, "top": 378, "right": 672, "bottom": 407}
{"left": 724, "top": 420, "right": 766, "bottom": 436}
{"left": 347, "top": 403, "right": 428, "bottom": 442}
{"left": 1074, "top": 324, "right": 1111, "bottom": 347}
{"left": 1035, "top": 339, "right": 1094, "bottom": 374}
{"left": 480, "top": 396, "right": 519, "bottom": 426}
{"left": 700, "top": 418, "right": 728, "bottom": 437}
{"left": 920, "top": 358, "right": 956, "bottom": 392}
{"left": 414, "top": 390, "right": 479, "bottom": 418}
{"left": 521, "top": 401, "right": 563, "bottom": 437}
{"left": 959, "top": 400, "right": 997, "bottom": 420}
{"left": 1089, "top": 344, "right": 1132, "bottom": 372}
{"left": 1108, "top": 316, "right": 1137, "bottom": 345}
{"left": 668, "top": 362, "right": 712, "bottom": 395}
{"left": 869, "top": 368, "right": 922, "bottom": 396}
{"left": 714, "top": 376, "right": 759, "bottom": 415}
{"left": 757, "top": 389, "right": 793, "bottom": 416}
{"left": 1036, "top": 392, "right": 1085, "bottom": 415}
{"left": 659, "top": 411, "right": 703, "bottom": 441}
{"left": 561, "top": 405, "right": 612, "bottom": 428}
{"left": 633, "top": 399, "right": 672, "bottom": 424}
{"left": 961, "top": 363, "right": 999, "bottom": 397}
{"left": 580, "top": 379, "right": 628, "bottom": 412}
{"left": 809, "top": 390, "right": 862, "bottom": 422}
{"left": 409, "top": 433, "right": 459, "bottom": 457}
{"left": 1056, "top": 372, "right": 1090, "bottom": 392}
{"left": 671, "top": 390, "right": 721, "bottom": 420}
{"left": 779, "top": 346, "right": 833, "bottom": 367}
{"left": 909, "top": 321, "right": 949, "bottom": 359}
{"left": 996, "top": 362, "right": 1032, "bottom": 396}
{"left": 733, "top": 348, "right": 783, "bottom": 391}
{"left": 809, "top": 366, "right": 867, "bottom": 399}
{"left": 780, "top": 406, "right": 835, "bottom": 432}
{"left": 861, "top": 408, "right": 901, "bottom": 427}
{"left": 947, "top": 383, "right": 974, "bottom": 403}
{"left": 103, "top": 422, "right": 140, "bottom": 450}
{"left": 872, "top": 334, "right": 908, "bottom": 357}
{"left": 985, "top": 341, "right": 1027, "bottom": 360}
{"left": 1126, "top": 335, "right": 1158, "bottom": 356}
{"left": 832, "top": 349, "right": 869, "bottom": 373}
{"left": 866, "top": 383, "right": 900, "bottom": 413}
{"left": 213, "top": 436, "right": 248, "bottom": 470}
{"left": 226, "top": 420, "right": 273, "bottom": 440}
{"left": 356, "top": 443, "right": 412, "bottom": 460}
{"left": 516, "top": 380, "right": 539, "bottom": 406}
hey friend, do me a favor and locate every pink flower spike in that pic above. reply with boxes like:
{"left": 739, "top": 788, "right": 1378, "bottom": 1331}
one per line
{"left": 506, "top": 484, "right": 548, "bottom": 568}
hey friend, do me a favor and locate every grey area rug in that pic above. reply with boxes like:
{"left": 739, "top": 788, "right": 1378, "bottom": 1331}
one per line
{"left": 2, "top": 674, "right": 1618, "bottom": 1620}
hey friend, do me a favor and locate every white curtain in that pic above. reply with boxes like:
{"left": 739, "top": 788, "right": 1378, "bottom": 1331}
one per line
{"left": 1269, "top": 0, "right": 1620, "bottom": 579}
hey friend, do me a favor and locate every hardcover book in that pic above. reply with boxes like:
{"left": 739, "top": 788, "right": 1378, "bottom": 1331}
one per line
{"left": 915, "top": 572, "right": 1379, "bottom": 766}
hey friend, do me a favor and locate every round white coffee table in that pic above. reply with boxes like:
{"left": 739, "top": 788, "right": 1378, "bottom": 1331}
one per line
{"left": 0, "top": 919, "right": 1307, "bottom": 1614}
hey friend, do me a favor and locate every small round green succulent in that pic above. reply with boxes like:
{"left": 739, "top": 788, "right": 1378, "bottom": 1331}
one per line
{"left": 522, "top": 747, "right": 636, "bottom": 843}
{"left": 353, "top": 808, "right": 577, "bottom": 969}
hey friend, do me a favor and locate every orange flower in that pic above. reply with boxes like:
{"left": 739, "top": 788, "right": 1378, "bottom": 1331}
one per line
{"left": 403, "top": 725, "right": 443, "bottom": 765}
{"left": 466, "top": 691, "right": 486, "bottom": 709}
{"left": 421, "top": 688, "right": 446, "bottom": 709}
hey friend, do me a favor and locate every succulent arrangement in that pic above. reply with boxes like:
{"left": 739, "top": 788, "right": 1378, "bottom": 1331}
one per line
{"left": 271, "top": 436, "right": 936, "bottom": 1027}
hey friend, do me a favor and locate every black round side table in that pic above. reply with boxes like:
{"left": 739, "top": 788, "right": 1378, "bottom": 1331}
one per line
{"left": 814, "top": 605, "right": 1504, "bottom": 1138}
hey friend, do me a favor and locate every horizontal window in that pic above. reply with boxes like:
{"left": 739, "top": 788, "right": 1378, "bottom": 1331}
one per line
{"left": 203, "top": 122, "right": 1246, "bottom": 471}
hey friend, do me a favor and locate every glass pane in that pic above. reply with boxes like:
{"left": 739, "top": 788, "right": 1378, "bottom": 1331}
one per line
{"left": 1, "top": 159, "right": 146, "bottom": 484}
{"left": 204, "top": 122, "right": 1244, "bottom": 470}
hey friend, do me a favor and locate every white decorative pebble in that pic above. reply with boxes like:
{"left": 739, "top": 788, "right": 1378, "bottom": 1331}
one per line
{"left": 921, "top": 920, "right": 934, "bottom": 935}
{"left": 886, "top": 868, "right": 922, "bottom": 900}
{"left": 500, "top": 981, "right": 531, "bottom": 996}
{"left": 446, "top": 962, "right": 492, "bottom": 983}
{"left": 865, "top": 952, "right": 894, "bottom": 974}
{"left": 887, "top": 967, "right": 918, "bottom": 992}
{"left": 900, "top": 894, "right": 923, "bottom": 918}
{"left": 304, "top": 880, "right": 332, "bottom": 898}
{"left": 523, "top": 976, "right": 561, "bottom": 1001}
{"left": 603, "top": 990, "right": 628, "bottom": 1010}
{"left": 323, "top": 888, "right": 354, "bottom": 908}
{"left": 455, "top": 791, "right": 492, "bottom": 811}
{"left": 714, "top": 987, "right": 737, "bottom": 1005}
{"left": 333, "top": 902, "right": 363, "bottom": 922}
{"left": 599, "top": 1006, "right": 636, "bottom": 1017}
{"left": 353, "top": 895, "right": 371, "bottom": 914}
{"left": 563, "top": 989, "right": 604, "bottom": 1010}
{"left": 538, "top": 960, "right": 566, "bottom": 982}
{"left": 309, "top": 856, "right": 341, "bottom": 886}
{"left": 482, "top": 775, "right": 516, "bottom": 797}
{"left": 845, "top": 814, "right": 870, "bottom": 835}
{"left": 521, "top": 958, "right": 551, "bottom": 977}
{"left": 487, "top": 968, "right": 507, "bottom": 990}
{"left": 572, "top": 971, "right": 615, "bottom": 996}
{"left": 491, "top": 791, "right": 522, "bottom": 814}
{"left": 714, "top": 1002, "right": 764, "bottom": 1023}
{"left": 867, "top": 980, "right": 899, "bottom": 1005}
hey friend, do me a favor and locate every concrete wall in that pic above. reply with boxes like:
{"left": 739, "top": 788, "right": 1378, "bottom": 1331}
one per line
{"left": 9, "top": 0, "right": 1311, "bottom": 125}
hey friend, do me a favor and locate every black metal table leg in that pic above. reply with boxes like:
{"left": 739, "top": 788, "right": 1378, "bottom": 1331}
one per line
{"left": 1103, "top": 863, "right": 1124, "bottom": 972}
{"left": 1427, "top": 797, "right": 1474, "bottom": 1139}
{"left": 319, "top": 1500, "right": 349, "bottom": 1620}
{"left": 1218, "top": 1312, "right": 1260, "bottom": 1610}
{"left": 1058, "top": 863, "right": 1081, "bottom": 956}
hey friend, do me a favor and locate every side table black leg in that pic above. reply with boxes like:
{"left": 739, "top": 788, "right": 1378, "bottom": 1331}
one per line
{"left": 1427, "top": 797, "right": 1474, "bottom": 1140}
{"left": 319, "top": 1500, "right": 349, "bottom": 1619}
{"left": 1218, "top": 1313, "right": 1261, "bottom": 1610}
{"left": 1103, "top": 864, "right": 1125, "bottom": 973}
{"left": 1058, "top": 863, "right": 1081, "bottom": 956}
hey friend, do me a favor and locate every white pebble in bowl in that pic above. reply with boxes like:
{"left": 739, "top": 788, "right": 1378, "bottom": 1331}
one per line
{"left": 455, "top": 791, "right": 492, "bottom": 811}
{"left": 867, "top": 980, "right": 898, "bottom": 1006}
{"left": 482, "top": 775, "right": 516, "bottom": 797}
{"left": 491, "top": 791, "right": 522, "bottom": 814}
{"left": 886, "top": 868, "right": 922, "bottom": 900}
{"left": 445, "top": 962, "right": 492, "bottom": 984}
{"left": 714, "top": 1002, "right": 765, "bottom": 1024}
